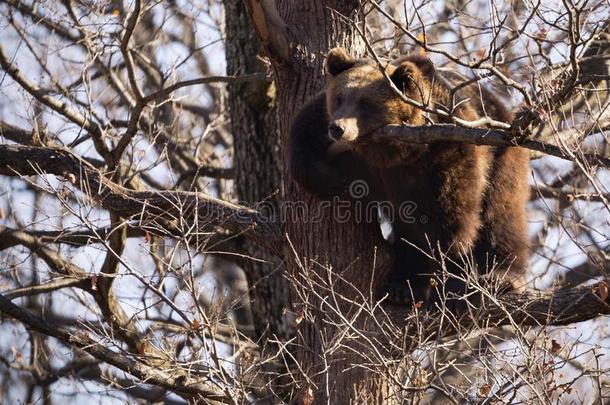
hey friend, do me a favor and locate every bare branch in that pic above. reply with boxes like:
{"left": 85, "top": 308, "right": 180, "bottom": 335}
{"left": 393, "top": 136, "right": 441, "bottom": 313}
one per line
{"left": 0, "top": 292, "right": 232, "bottom": 404}
{"left": 4, "top": 278, "right": 85, "bottom": 299}
{"left": 0, "top": 46, "right": 112, "bottom": 162}
{"left": 143, "top": 74, "right": 267, "bottom": 104}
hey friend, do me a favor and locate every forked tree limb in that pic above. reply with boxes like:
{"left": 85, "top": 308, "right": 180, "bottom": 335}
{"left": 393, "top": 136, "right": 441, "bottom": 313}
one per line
{"left": 0, "top": 144, "right": 283, "bottom": 256}
{"left": 244, "top": 0, "right": 290, "bottom": 64}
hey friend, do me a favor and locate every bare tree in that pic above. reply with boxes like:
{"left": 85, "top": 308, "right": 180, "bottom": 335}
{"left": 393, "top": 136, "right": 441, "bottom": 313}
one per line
{"left": 0, "top": 0, "right": 609, "bottom": 404}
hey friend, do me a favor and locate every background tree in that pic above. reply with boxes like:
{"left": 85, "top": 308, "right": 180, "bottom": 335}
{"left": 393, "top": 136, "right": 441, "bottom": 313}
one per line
{"left": 0, "top": 0, "right": 609, "bottom": 404}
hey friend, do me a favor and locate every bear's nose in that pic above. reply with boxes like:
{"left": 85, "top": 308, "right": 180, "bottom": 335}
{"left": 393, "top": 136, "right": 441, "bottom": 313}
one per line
{"left": 328, "top": 123, "right": 344, "bottom": 140}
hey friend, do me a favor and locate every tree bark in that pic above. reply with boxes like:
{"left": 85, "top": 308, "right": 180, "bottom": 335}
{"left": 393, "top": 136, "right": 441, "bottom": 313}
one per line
{"left": 247, "top": 2, "right": 394, "bottom": 403}
{"left": 223, "top": 1, "right": 292, "bottom": 342}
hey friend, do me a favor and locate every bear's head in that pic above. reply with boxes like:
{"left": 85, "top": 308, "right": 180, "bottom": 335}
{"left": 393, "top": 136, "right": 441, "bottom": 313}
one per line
{"left": 325, "top": 47, "right": 433, "bottom": 147}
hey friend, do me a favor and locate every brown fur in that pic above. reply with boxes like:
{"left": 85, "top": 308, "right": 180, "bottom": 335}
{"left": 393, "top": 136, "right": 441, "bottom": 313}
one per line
{"left": 288, "top": 48, "right": 530, "bottom": 308}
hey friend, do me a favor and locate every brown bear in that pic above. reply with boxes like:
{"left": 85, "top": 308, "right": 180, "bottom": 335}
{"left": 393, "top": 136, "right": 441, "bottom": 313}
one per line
{"left": 288, "top": 47, "right": 529, "bottom": 308}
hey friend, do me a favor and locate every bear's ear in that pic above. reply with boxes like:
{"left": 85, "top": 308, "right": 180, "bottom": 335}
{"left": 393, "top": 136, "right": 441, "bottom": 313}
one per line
{"left": 391, "top": 62, "right": 418, "bottom": 92}
{"left": 404, "top": 54, "right": 435, "bottom": 77}
{"left": 326, "top": 48, "right": 356, "bottom": 76}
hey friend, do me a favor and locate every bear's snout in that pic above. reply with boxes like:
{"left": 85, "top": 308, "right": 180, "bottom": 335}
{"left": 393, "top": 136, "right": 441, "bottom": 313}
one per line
{"left": 328, "top": 123, "right": 344, "bottom": 141}
{"left": 328, "top": 118, "right": 359, "bottom": 142}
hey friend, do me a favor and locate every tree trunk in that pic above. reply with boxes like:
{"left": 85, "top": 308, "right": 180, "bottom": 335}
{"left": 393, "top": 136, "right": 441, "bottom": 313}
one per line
{"left": 268, "top": 2, "right": 394, "bottom": 403}
{"left": 223, "top": 1, "right": 292, "bottom": 340}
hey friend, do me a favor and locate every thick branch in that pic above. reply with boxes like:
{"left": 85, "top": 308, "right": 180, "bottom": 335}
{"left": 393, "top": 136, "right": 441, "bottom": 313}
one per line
{"left": 478, "top": 282, "right": 610, "bottom": 326}
{"left": 376, "top": 124, "right": 610, "bottom": 167}
{"left": 386, "top": 281, "right": 610, "bottom": 336}
{"left": 0, "top": 144, "right": 283, "bottom": 256}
